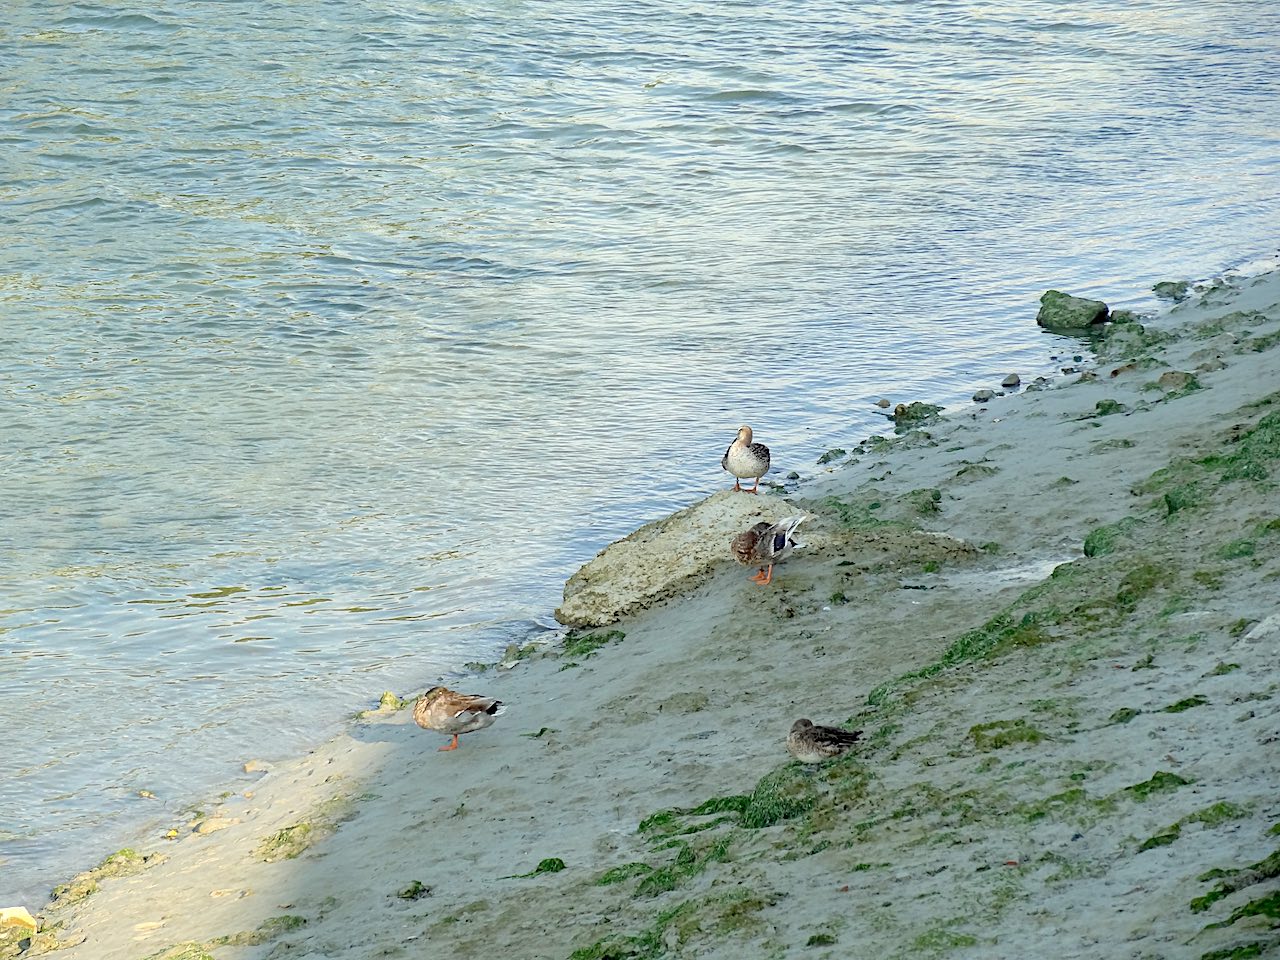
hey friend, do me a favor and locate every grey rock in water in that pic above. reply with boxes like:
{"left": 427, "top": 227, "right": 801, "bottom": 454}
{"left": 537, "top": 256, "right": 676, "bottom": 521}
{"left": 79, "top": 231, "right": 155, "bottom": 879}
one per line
{"left": 1001, "top": 373, "right": 1020, "bottom": 388}
{"left": 1036, "top": 290, "right": 1110, "bottom": 330}
{"left": 972, "top": 389, "right": 996, "bottom": 403}
{"left": 1152, "top": 280, "right": 1190, "bottom": 301}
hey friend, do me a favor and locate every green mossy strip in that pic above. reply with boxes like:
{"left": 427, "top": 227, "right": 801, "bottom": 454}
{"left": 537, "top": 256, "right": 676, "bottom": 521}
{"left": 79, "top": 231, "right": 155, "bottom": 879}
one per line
{"left": 1122, "top": 771, "right": 1191, "bottom": 801}
{"left": 634, "top": 839, "right": 731, "bottom": 898}
{"left": 968, "top": 719, "right": 1047, "bottom": 751}
{"left": 1200, "top": 944, "right": 1269, "bottom": 960}
{"left": 1163, "top": 695, "right": 1209, "bottom": 713}
{"left": 1192, "top": 848, "right": 1280, "bottom": 914}
{"left": 141, "top": 945, "right": 216, "bottom": 960}
{"left": 508, "top": 857, "right": 567, "bottom": 879}
{"left": 207, "top": 915, "right": 307, "bottom": 947}
{"left": 1206, "top": 891, "right": 1280, "bottom": 929}
{"left": 597, "top": 862, "right": 653, "bottom": 886}
{"left": 562, "top": 630, "right": 625, "bottom": 660}
{"left": 1083, "top": 517, "right": 1143, "bottom": 557}
{"left": 257, "top": 823, "right": 324, "bottom": 862}
{"left": 50, "top": 847, "right": 162, "bottom": 907}
{"left": 642, "top": 765, "right": 819, "bottom": 839}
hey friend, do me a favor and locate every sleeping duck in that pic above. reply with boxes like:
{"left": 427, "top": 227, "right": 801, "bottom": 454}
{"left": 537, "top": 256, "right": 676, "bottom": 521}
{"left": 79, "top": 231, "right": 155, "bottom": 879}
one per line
{"left": 413, "top": 685, "right": 505, "bottom": 751}
{"left": 786, "top": 718, "right": 863, "bottom": 763}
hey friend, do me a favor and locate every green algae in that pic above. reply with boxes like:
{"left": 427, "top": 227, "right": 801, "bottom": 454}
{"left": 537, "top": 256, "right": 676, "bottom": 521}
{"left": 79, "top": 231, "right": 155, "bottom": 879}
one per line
{"left": 968, "top": 719, "right": 1046, "bottom": 751}
{"left": 1083, "top": 517, "right": 1143, "bottom": 557}
{"left": 1207, "top": 891, "right": 1280, "bottom": 929}
{"left": 597, "top": 862, "right": 653, "bottom": 886}
{"left": 508, "top": 857, "right": 567, "bottom": 879}
{"left": 1121, "top": 771, "right": 1191, "bottom": 801}
{"left": 1199, "top": 945, "right": 1268, "bottom": 960}
{"left": 50, "top": 847, "right": 162, "bottom": 907}
{"left": 1216, "top": 538, "right": 1256, "bottom": 559}
{"left": 563, "top": 630, "right": 625, "bottom": 660}
{"left": 1163, "top": 695, "right": 1209, "bottom": 713}
{"left": 634, "top": 839, "right": 730, "bottom": 897}
{"left": 141, "top": 945, "right": 215, "bottom": 960}
{"left": 207, "top": 915, "right": 307, "bottom": 947}
{"left": 1109, "top": 707, "right": 1141, "bottom": 724}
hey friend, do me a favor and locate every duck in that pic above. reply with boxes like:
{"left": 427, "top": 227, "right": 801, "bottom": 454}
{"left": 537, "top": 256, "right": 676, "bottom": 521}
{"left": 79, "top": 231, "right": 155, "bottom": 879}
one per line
{"left": 413, "top": 685, "right": 505, "bottom": 751}
{"left": 730, "top": 515, "right": 806, "bottom": 585}
{"left": 721, "top": 425, "right": 771, "bottom": 493}
{"left": 786, "top": 718, "right": 863, "bottom": 763}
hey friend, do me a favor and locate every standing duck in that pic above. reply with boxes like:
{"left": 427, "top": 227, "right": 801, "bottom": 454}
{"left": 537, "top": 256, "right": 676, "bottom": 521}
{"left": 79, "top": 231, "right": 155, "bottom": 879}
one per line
{"left": 786, "top": 719, "right": 863, "bottom": 763}
{"left": 721, "top": 425, "right": 771, "bottom": 493}
{"left": 730, "top": 515, "right": 806, "bottom": 585}
{"left": 413, "top": 685, "right": 505, "bottom": 751}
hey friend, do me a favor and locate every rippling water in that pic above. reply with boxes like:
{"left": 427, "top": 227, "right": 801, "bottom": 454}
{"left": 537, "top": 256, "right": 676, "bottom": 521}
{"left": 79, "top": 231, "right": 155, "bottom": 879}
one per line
{"left": 2, "top": 0, "right": 1277, "bottom": 904}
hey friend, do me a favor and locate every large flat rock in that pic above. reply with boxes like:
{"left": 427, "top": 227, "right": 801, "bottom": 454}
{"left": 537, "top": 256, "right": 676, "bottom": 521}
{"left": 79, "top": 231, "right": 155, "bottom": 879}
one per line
{"left": 555, "top": 491, "right": 787, "bottom": 627}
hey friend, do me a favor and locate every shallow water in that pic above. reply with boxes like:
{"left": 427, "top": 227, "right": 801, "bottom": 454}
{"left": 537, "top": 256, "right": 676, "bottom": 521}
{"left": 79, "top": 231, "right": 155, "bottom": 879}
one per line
{"left": 2, "top": 0, "right": 1278, "bottom": 904}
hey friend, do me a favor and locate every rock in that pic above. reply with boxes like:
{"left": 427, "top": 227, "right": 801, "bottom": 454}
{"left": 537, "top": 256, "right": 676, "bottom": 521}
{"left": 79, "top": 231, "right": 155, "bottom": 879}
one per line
{"left": 0, "top": 907, "right": 37, "bottom": 935}
{"left": 1156, "top": 370, "right": 1200, "bottom": 393}
{"left": 243, "top": 760, "right": 272, "bottom": 774}
{"left": 1152, "top": 280, "right": 1190, "bottom": 301}
{"left": 1109, "top": 308, "right": 1143, "bottom": 324}
{"left": 786, "top": 471, "right": 801, "bottom": 480}
{"left": 972, "top": 389, "right": 995, "bottom": 403}
{"left": 817, "top": 448, "right": 846, "bottom": 464}
{"left": 1001, "top": 374, "right": 1020, "bottom": 388}
{"left": 892, "top": 402, "right": 943, "bottom": 427}
{"left": 1036, "top": 290, "right": 1110, "bottom": 330}
{"left": 555, "top": 492, "right": 786, "bottom": 627}
{"left": 1196, "top": 358, "right": 1227, "bottom": 373}
{"left": 195, "top": 817, "right": 238, "bottom": 836}
{"left": 874, "top": 398, "right": 891, "bottom": 408}
{"left": 1238, "top": 614, "right": 1280, "bottom": 646}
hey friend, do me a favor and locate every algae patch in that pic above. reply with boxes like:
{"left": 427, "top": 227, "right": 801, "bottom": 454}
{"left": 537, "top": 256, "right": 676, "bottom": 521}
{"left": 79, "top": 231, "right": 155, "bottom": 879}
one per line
{"left": 49, "top": 847, "right": 164, "bottom": 908}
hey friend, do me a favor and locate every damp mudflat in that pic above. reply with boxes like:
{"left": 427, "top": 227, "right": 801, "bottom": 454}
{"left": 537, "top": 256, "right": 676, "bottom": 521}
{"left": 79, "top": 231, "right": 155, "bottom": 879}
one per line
{"left": 2, "top": 0, "right": 1278, "bottom": 904}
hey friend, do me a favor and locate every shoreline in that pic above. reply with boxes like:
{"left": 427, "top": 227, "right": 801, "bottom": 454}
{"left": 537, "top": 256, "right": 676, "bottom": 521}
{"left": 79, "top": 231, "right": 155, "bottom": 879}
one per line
{"left": 7, "top": 262, "right": 1280, "bottom": 959}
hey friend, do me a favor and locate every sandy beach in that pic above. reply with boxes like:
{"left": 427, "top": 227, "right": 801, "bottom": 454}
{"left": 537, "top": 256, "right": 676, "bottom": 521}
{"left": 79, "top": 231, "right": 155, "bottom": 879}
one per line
{"left": 6, "top": 264, "right": 1279, "bottom": 960}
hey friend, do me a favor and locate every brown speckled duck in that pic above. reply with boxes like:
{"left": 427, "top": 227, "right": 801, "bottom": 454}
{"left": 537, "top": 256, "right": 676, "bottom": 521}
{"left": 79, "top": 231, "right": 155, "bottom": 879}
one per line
{"left": 786, "top": 719, "right": 863, "bottom": 763}
{"left": 413, "top": 686, "right": 505, "bottom": 751}
{"left": 721, "top": 425, "right": 771, "bottom": 493}
{"left": 730, "top": 515, "right": 806, "bottom": 585}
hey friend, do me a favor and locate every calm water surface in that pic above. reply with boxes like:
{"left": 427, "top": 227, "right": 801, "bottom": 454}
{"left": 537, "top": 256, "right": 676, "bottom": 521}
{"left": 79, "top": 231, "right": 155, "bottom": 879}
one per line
{"left": 2, "top": 0, "right": 1278, "bottom": 904}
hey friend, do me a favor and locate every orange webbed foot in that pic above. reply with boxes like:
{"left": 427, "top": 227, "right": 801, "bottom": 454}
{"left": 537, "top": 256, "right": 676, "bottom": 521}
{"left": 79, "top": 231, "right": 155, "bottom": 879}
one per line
{"left": 438, "top": 735, "right": 460, "bottom": 752}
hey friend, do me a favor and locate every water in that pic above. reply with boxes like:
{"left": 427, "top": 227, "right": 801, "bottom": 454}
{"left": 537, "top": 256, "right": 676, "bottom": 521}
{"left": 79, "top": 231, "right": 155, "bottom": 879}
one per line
{"left": 2, "top": 0, "right": 1277, "bottom": 905}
